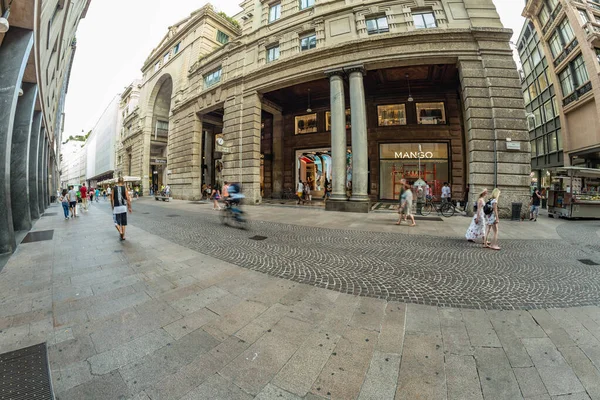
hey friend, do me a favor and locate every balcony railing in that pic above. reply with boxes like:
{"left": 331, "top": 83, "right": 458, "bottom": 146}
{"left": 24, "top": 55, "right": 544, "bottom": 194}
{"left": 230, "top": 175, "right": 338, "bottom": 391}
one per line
{"left": 563, "top": 81, "right": 592, "bottom": 107}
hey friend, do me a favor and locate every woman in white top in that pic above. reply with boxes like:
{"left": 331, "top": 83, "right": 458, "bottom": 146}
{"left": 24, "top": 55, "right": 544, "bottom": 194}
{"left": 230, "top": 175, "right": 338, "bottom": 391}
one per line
{"left": 465, "top": 188, "right": 488, "bottom": 243}
{"left": 484, "top": 188, "right": 501, "bottom": 250}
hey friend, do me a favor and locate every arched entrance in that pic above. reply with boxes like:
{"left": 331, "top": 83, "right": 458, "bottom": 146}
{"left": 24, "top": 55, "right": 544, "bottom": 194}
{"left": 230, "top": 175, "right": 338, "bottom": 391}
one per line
{"left": 149, "top": 76, "right": 173, "bottom": 194}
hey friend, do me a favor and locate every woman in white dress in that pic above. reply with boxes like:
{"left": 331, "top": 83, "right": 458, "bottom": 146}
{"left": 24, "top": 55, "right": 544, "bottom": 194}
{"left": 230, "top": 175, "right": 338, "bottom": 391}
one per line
{"left": 466, "top": 188, "right": 488, "bottom": 243}
{"left": 484, "top": 188, "right": 501, "bottom": 250}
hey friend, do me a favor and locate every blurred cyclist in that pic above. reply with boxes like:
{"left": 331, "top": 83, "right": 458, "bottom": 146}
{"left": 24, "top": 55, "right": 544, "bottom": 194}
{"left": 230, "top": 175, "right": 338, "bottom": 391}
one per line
{"left": 226, "top": 182, "right": 245, "bottom": 219}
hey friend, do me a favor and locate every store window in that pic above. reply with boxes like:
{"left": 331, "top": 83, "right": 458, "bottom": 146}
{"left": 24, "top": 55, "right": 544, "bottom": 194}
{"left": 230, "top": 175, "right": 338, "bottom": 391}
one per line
{"left": 269, "top": 3, "right": 281, "bottom": 23}
{"left": 299, "top": 0, "right": 314, "bottom": 10}
{"left": 531, "top": 139, "right": 537, "bottom": 157}
{"left": 377, "top": 104, "right": 407, "bottom": 126}
{"left": 416, "top": 102, "right": 446, "bottom": 124}
{"left": 203, "top": 67, "right": 222, "bottom": 89}
{"left": 578, "top": 9, "right": 589, "bottom": 23}
{"left": 296, "top": 148, "right": 344, "bottom": 196}
{"left": 325, "top": 109, "right": 351, "bottom": 131}
{"left": 538, "top": 71, "right": 549, "bottom": 92}
{"left": 413, "top": 12, "right": 437, "bottom": 29}
{"left": 266, "top": 45, "right": 280, "bottom": 63}
{"left": 300, "top": 33, "right": 317, "bottom": 51}
{"left": 548, "top": 132, "right": 558, "bottom": 153}
{"left": 295, "top": 113, "right": 317, "bottom": 134}
{"left": 537, "top": 136, "right": 545, "bottom": 156}
{"left": 365, "top": 16, "right": 389, "bottom": 34}
{"left": 379, "top": 143, "right": 449, "bottom": 200}
{"left": 543, "top": 100, "right": 554, "bottom": 121}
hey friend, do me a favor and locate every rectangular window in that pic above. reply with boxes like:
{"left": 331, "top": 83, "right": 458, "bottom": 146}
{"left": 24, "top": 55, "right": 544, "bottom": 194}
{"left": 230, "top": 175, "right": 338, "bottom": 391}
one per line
{"left": 266, "top": 45, "right": 280, "bottom": 63}
{"left": 523, "top": 87, "right": 531, "bottom": 104}
{"left": 543, "top": 100, "right": 555, "bottom": 121}
{"left": 203, "top": 67, "right": 222, "bottom": 88}
{"left": 173, "top": 42, "right": 181, "bottom": 55}
{"left": 558, "top": 18, "right": 575, "bottom": 45}
{"left": 154, "top": 62, "right": 160, "bottom": 72}
{"left": 531, "top": 139, "right": 537, "bottom": 157}
{"left": 538, "top": 71, "right": 549, "bottom": 92}
{"left": 295, "top": 113, "right": 317, "bottom": 135}
{"left": 300, "top": 34, "right": 317, "bottom": 51}
{"left": 366, "top": 16, "right": 389, "bottom": 34}
{"left": 548, "top": 132, "right": 558, "bottom": 153}
{"left": 596, "top": 48, "right": 600, "bottom": 63}
{"left": 534, "top": 107, "right": 543, "bottom": 127}
{"left": 523, "top": 58, "right": 532, "bottom": 75}
{"left": 416, "top": 102, "right": 446, "bottom": 124}
{"left": 377, "top": 104, "right": 407, "bottom": 126}
{"left": 537, "top": 137, "right": 545, "bottom": 156}
{"left": 216, "top": 30, "right": 229, "bottom": 44}
{"left": 154, "top": 120, "right": 168, "bottom": 140}
{"left": 539, "top": 5, "right": 549, "bottom": 26}
{"left": 268, "top": 3, "right": 281, "bottom": 23}
{"left": 572, "top": 55, "right": 589, "bottom": 86}
{"left": 163, "top": 53, "right": 170, "bottom": 65}
{"left": 413, "top": 12, "right": 437, "bottom": 29}
{"left": 528, "top": 82, "right": 538, "bottom": 100}
{"left": 549, "top": 33, "right": 562, "bottom": 58}
{"left": 546, "top": 0, "right": 558, "bottom": 10}
{"left": 325, "top": 109, "right": 351, "bottom": 131}
{"left": 578, "top": 9, "right": 589, "bottom": 23}
{"left": 299, "top": 0, "right": 314, "bottom": 10}
{"left": 557, "top": 128, "right": 563, "bottom": 150}
{"left": 531, "top": 48, "right": 541, "bottom": 66}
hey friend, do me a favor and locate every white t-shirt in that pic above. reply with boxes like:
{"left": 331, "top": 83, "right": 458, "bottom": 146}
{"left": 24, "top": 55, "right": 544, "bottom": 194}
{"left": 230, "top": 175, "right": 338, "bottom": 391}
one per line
{"left": 68, "top": 189, "right": 77, "bottom": 202}
{"left": 442, "top": 186, "right": 451, "bottom": 198}
{"left": 107, "top": 187, "right": 112, "bottom": 195}
{"left": 297, "top": 182, "right": 304, "bottom": 193}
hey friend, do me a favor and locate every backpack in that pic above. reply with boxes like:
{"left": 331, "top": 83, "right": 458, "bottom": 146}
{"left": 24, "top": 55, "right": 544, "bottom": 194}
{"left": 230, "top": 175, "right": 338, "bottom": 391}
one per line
{"left": 483, "top": 200, "right": 494, "bottom": 215}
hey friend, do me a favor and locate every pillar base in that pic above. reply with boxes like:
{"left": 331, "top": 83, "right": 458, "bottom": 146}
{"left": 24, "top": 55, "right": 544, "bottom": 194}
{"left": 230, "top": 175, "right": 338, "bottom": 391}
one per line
{"left": 349, "top": 194, "right": 370, "bottom": 202}
{"left": 325, "top": 199, "right": 370, "bottom": 213}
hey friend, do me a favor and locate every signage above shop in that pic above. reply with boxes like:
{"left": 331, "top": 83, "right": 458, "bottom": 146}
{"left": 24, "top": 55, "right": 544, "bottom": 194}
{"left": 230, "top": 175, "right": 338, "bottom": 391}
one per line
{"left": 380, "top": 143, "right": 448, "bottom": 160}
{"left": 394, "top": 151, "right": 434, "bottom": 159}
{"left": 151, "top": 158, "right": 167, "bottom": 164}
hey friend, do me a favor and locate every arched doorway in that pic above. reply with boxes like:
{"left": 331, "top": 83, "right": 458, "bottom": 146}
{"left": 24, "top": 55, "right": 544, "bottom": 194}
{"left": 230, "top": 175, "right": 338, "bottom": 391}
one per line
{"left": 149, "top": 76, "right": 173, "bottom": 194}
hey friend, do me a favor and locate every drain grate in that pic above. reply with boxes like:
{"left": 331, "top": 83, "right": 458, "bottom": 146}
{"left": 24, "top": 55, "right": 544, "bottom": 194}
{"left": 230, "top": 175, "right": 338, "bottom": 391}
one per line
{"left": 579, "top": 259, "right": 599, "bottom": 266}
{"left": 21, "top": 230, "right": 54, "bottom": 244}
{"left": 189, "top": 201, "right": 208, "bottom": 205}
{"left": 42, "top": 212, "right": 57, "bottom": 217}
{"left": 0, "top": 342, "right": 54, "bottom": 400}
{"left": 142, "top": 212, "right": 150, "bottom": 215}
{"left": 250, "top": 235, "right": 268, "bottom": 241}
{"left": 166, "top": 214, "right": 180, "bottom": 218}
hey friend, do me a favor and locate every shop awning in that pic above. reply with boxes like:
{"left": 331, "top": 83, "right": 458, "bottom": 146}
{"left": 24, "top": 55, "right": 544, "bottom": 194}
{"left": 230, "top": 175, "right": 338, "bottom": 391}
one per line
{"left": 552, "top": 167, "right": 600, "bottom": 178}
{"left": 123, "top": 176, "right": 142, "bottom": 182}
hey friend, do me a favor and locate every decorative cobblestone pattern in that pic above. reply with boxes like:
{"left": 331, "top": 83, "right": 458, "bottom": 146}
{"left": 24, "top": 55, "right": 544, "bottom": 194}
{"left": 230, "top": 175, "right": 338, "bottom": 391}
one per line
{"left": 116, "top": 202, "right": 600, "bottom": 310}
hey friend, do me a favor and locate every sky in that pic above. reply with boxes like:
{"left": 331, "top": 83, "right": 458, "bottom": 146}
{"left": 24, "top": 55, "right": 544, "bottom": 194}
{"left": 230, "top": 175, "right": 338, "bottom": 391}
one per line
{"left": 63, "top": 0, "right": 526, "bottom": 138}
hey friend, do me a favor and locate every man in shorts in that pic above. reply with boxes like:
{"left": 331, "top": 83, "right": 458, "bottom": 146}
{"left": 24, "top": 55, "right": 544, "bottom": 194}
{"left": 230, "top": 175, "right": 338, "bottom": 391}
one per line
{"left": 67, "top": 185, "right": 78, "bottom": 218}
{"left": 110, "top": 177, "right": 132, "bottom": 240}
{"left": 80, "top": 183, "right": 88, "bottom": 211}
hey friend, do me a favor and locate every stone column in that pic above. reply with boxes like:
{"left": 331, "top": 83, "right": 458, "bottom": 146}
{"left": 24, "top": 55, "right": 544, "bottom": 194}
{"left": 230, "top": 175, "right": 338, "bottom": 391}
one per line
{"left": 325, "top": 70, "right": 347, "bottom": 203}
{"left": 42, "top": 138, "right": 49, "bottom": 209}
{"left": 347, "top": 66, "right": 370, "bottom": 211}
{"left": 29, "top": 112, "right": 42, "bottom": 220}
{"left": 0, "top": 27, "right": 34, "bottom": 254}
{"left": 204, "top": 129, "right": 213, "bottom": 186}
{"left": 37, "top": 129, "right": 45, "bottom": 214}
{"left": 10, "top": 83, "right": 38, "bottom": 232}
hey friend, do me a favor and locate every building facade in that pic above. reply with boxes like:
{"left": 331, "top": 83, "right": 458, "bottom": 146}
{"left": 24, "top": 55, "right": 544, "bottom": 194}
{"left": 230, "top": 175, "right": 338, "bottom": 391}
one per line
{"left": 115, "top": 6, "right": 240, "bottom": 194}
{"left": 85, "top": 95, "right": 121, "bottom": 186}
{"left": 517, "top": 20, "right": 564, "bottom": 190}
{"left": 524, "top": 0, "right": 600, "bottom": 169}
{"left": 0, "top": 0, "right": 91, "bottom": 255}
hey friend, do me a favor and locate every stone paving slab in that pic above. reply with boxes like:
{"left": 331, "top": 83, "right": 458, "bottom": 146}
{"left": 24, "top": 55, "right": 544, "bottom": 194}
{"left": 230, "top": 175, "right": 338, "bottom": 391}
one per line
{"left": 1, "top": 203, "right": 600, "bottom": 400}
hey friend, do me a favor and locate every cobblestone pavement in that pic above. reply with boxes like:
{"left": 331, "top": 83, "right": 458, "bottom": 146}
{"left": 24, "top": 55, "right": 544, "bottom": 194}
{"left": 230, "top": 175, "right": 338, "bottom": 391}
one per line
{"left": 99, "top": 199, "right": 600, "bottom": 310}
{"left": 2, "top": 203, "right": 600, "bottom": 400}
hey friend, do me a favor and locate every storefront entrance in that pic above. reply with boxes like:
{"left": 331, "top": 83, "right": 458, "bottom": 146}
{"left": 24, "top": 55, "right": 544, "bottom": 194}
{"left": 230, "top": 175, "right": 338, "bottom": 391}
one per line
{"left": 295, "top": 148, "right": 352, "bottom": 198}
{"left": 379, "top": 143, "right": 449, "bottom": 200}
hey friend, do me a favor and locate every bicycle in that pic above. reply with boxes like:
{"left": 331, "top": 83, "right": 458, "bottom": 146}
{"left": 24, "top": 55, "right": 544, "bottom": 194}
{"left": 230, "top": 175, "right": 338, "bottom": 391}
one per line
{"left": 419, "top": 196, "right": 455, "bottom": 217}
{"left": 220, "top": 199, "right": 247, "bottom": 229}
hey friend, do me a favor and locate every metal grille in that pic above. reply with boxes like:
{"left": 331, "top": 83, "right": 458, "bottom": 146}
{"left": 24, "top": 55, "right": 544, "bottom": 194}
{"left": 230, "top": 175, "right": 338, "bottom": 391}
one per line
{"left": 579, "top": 259, "right": 600, "bottom": 266}
{"left": 0, "top": 343, "right": 54, "bottom": 400}
{"left": 21, "top": 230, "right": 54, "bottom": 244}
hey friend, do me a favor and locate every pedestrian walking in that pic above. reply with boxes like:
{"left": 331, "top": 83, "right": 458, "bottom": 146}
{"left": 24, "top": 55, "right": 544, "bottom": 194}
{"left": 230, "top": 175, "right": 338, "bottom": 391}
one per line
{"left": 67, "top": 185, "right": 78, "bottom": 218}
{"left": 111, "top": 177, "right": 132, "bottom": 241}
{"left": 297, "top": 179, "right": 305, "bottom": 205}
{"left": 210, "top": 185, "right": 221, "bottom": 210}
{"left": 80, "top": 183, "right": 88, "bottom": 211}
{"left": 95, "top": 188, "right": 100, "bottom": 202}
{"left": 484, "top": 188, "right": 501, "bottom": 250}
{"left": 59, "top": 189, "right": 69, "bottom": 220}
{"left": 303, "top": 181, "right": 311, "bottom": 204}
{"left": 441, "top": 182, "right": 451, "bottom": 203}
{"left": 397, "top": 181, "right": 416, "bottom": 227}
{"left": 530, "top": 188, "right": 541, "bottom": 221}
{"left": 89, "top": 187, "right": 94, "bottom": 203}
{"left": 466, "top": 188, "right": 488, "bottom": 244}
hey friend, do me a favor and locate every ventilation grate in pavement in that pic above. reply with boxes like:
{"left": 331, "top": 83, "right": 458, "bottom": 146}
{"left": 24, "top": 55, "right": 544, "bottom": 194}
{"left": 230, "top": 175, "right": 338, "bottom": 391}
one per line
{"left": 166, "top": 214, "right": 181, "bottom": 218}
{"left": 21, "top": 230, "right": 54, "bottom": 244}
{"left": 142, "top": 212, "right": 150, "bottom": 214}
{"left": 0, "top": 342, "right": 54, "bottom": 400}
{"left": 249, "top": 235, "right": 268, "bottom": 241}
{"left": 189, "top": 201, "right": 208, "bottom": 204}
{"left": 579, "top": 259, "right": 600, "bottom": 266}
{"left": 42, "top": 213, "right": 57, "bottom": 217}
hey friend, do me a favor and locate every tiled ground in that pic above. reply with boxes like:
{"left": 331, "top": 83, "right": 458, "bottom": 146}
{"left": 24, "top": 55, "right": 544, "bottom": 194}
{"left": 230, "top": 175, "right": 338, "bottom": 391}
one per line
{"left": 0, "top": 200, "right": 599, "bottom": 400}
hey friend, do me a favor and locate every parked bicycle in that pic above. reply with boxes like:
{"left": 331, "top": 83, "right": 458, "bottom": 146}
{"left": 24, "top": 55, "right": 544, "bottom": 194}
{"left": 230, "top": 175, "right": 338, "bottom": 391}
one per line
{"left": 419, "top": 196, "right": 456, "bottom": 217}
